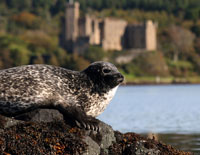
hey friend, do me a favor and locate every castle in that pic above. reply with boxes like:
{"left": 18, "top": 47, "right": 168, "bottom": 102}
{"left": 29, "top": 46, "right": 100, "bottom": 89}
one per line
{"left": 60, "top": 1, "right": 157, "bottom": 53}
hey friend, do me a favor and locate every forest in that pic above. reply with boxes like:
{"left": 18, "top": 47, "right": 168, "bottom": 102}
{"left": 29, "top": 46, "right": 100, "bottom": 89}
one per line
{"left": 1, "top": 0, "right": 200, "bottom": 83}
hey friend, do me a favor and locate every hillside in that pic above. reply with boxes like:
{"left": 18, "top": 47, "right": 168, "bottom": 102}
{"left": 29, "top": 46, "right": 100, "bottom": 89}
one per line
{"left": 0, "top": 0, "right": 200, "bottom": 83}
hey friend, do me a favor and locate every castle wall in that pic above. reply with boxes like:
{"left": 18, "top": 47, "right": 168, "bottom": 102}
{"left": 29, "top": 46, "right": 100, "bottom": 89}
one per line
{"left": 123, "top": 21, "right": 157, "bottom": 51}
{"left": 124, "top": 24, "right": 146, "bottom": 49}
{"left": 86, "top": 15, "right": 101, "bottom": 45}
{"left": 79, "top": 15, "right": 100, "bottom": 45}
{"left": 102, "top": 18, "right": 127, "bottom": 51}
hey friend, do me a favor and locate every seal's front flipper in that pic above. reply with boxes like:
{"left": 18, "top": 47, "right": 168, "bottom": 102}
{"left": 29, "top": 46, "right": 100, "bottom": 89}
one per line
{"left": 74, "top": 114, "right": 101, "bottom": 132}
{"left": 56, "top": 105, "right": 100, "bottom": 132}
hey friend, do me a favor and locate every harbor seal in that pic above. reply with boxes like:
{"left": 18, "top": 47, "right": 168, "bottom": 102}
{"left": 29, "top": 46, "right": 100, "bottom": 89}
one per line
{"left": 0, "top": 61, "right": 124, "bottom": 130}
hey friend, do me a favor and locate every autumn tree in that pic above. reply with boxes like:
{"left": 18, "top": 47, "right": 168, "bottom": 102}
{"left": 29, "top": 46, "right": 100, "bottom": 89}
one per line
{"left": 167, "top": 25, "right": 195, "bottom": 62}
{"left": 12, "top": 12, "right": 41, "bottom": 29}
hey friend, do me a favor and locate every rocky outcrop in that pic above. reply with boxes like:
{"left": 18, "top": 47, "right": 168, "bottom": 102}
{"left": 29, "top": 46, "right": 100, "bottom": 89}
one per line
{"left": 0, "top": 109, "right": 191, "bottom": 155}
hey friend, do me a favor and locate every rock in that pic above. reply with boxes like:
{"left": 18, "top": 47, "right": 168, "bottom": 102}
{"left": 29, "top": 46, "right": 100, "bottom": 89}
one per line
{"left": 83, "top": 136, "right": 100, "bottom": 155}
{"left": 0, "top": 109, "right": 192, "bottom": 155}
{"left": 30, "top": 109, "right": 64, "bottom": 122}
{"left": 0, "top": 109, "right": 64, "bottom": 129}
{"left": 97, "top": 122, "right": 116, "bottom": 150}
{"left": 0, "top": 115, "right": 24, "bottom": 129}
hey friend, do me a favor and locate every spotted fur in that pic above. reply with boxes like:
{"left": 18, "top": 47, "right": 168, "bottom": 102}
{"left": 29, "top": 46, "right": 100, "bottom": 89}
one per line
{"left": 0, "top": 62, "right": 124, "bottom": 119}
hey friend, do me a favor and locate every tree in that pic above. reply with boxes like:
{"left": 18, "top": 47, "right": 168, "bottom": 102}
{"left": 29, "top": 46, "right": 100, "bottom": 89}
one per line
{"left": 83, "top": 45, "right": 105, "bottom": 62}
{"left": 133, "top": 51, "right": 169, "bottom": 77}
{"left": 12, "top": 12, "right": 40, "bottom": 29}
{"left": 9, "top": 44, "right": 31, "bottom": 66}
{"left": 191, "top": 24, "right": 200, "bottom": 37}
{"left": 66, "top": 54, "right": 90, "bottom": 71}
{"left": 0, "top": 35, "right": 31, "bottom": 67}
{"left": 6, "top": 0, "right": 32, "bottom": 11}
{"left": 120, "top": 51, "right": 169, "bottom": 77}
{"left": 167, "top": 25, "right": 195, "bottom": 62}
{"left": 21, "top": 30, "right": 57, "bottom": 50}
{"left": 185, "top": 8, "right": 200, "bottom": 22}
{"left": 0, "top": 49, "right": 13, "bottom": 69}
{"left": 50, "top": 0, "right": 66, "bottom": 15}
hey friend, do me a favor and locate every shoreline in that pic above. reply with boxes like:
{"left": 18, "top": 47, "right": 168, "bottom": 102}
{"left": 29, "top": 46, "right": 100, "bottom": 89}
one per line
{"left": 122, "top": 76, "right": 200, "bottom": 86}
{"left": 123, "top": 82, "right": 200, "bottom": 86}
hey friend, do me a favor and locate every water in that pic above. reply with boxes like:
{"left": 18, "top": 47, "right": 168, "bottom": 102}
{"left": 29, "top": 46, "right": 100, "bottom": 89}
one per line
{"left": 98, "top": 84, "right": 200, "bottom": 153}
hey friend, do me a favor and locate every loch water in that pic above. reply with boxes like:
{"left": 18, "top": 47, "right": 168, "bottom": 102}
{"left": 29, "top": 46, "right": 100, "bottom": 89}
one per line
{"left": 98, "top": 84, "right": 200, "bottom": 153}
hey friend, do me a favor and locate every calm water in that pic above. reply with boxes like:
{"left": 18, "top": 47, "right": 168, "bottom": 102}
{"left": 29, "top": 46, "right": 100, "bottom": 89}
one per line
{"left": 98, "top": 84, "right": 200, "bottom": 153}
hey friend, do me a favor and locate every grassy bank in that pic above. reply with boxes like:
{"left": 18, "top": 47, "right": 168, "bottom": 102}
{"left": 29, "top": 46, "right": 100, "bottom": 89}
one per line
{"left": 123, "top": 74, "right": 200, "bottom": 85}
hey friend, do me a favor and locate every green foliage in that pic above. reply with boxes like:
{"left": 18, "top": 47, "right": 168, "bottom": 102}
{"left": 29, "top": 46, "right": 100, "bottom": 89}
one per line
{"left": 76, "top": 0, "right": 200, "bottom": 20}
{"left": 21, "top": 30, "right": 57, "bottom": 51}
{"left": 11, "top": 12, "right": 41, "bottom": 29}
{"left": 65, "top": 54, "right": 90, "bottom": 71}
{"left": 121, "top": 63, "right": 143, "bottom": 77}
{"left": 0, "top": 33, "right": 74, "bottom": 70}
{"left": 9, "top": 44, "right": 31, "bottom": 66}
{"left": 98, "top": 9, "right": 175, "bottom": 27}
{"left": 50, "top": 0, "right": 66, "bottom": 15}
{"left": 191, "top": 24, "right": 200, "bottom": 37}
{"left": 168, "top": 60, "right": 193, "bottom": 69}
{"left": 120, "top": 52, "right": 169, "bottom": 77}
{"left": 186, "top": 8, "right": 200, "bottom": 22}
{"left": 0, "top": 35, "right": 31, "bottom": 67}
{"left": 1, "top": 0, "right": 200, "bottom": 21}
{"left": 6, "top": 0, "right": 32, "bottom": 11}
{"left": 1, "top": 0, "right": 200, "bottom": 78}
{"left": 160, "top": 25, "right": 195, "bottom": 62}
{"left": 167, "top": 59, "right": 195, "bottom": 77}
{"left": 83, "top": 45, "right": 105, "bottom": 62}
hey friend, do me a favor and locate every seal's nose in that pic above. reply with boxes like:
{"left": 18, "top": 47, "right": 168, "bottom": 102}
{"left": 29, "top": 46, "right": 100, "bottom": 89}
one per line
{"left": 117, "top": 73, "right": 124, "bottom": 83}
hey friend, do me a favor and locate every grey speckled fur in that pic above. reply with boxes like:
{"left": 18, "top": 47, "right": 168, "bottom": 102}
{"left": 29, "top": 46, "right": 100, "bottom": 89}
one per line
{"left": 0, "top": 61, "right": 124, "bottom": 130}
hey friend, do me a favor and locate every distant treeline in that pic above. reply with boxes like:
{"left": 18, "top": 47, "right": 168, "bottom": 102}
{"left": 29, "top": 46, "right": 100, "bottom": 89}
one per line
{"left": 79, "top": 0, "right": 200, "bottom": 21}
{"left": 1, "top": 0, "right": 200, "bottom": 21}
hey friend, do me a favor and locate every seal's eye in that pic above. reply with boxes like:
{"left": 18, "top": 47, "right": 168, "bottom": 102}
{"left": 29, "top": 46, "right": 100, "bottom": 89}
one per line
{"left": 103, "top": 68, "right": 111, "bottom": 74}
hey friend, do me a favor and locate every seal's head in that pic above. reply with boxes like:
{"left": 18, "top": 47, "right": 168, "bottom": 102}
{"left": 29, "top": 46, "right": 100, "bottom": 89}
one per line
{"left": 83, "top": 61, "right": 124, "bottom": 90}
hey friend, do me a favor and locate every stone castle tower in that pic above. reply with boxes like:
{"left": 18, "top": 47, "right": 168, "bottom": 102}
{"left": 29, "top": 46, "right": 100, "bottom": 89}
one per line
{"left": 62, "top": 1, "right": 80, "bottom": 52}
{"left": 65, "top": 1, "right": 79, "bottom": 41}
{"left": 61, "top": 1, "right": 157, "bottom": 53}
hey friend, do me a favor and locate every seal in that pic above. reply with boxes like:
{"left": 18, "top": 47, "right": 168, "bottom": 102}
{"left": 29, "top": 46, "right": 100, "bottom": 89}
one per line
{"left": 0, "top": 61, "right": 124, "bottom": 131}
